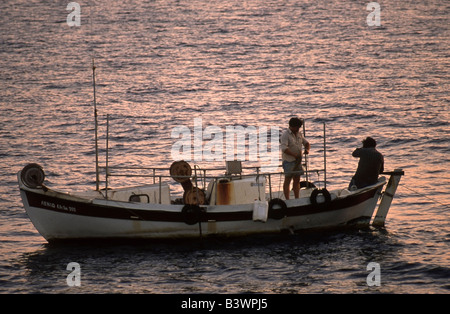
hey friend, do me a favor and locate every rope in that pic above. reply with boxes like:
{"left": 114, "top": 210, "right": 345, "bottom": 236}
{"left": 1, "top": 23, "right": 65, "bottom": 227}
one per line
{"left": 401, "top": 185, "right": 450, "bottom": 212}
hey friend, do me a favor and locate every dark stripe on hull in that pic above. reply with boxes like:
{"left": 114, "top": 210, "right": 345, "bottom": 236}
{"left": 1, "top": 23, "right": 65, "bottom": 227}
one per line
{"left": 23, "top": 187, "right": 378, "bottom": 223}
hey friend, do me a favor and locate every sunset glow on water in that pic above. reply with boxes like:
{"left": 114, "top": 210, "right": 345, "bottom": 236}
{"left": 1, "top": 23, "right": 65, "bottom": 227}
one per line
{"left": 0, "top": 0, "right": 448, "bottom": 294}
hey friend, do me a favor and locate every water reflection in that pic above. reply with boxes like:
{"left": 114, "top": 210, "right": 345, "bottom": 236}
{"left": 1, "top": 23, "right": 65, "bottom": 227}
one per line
{"left": 1, "top": 0, "right": 449, "bottom": 294}
{"left": 17, "top": 228, "right": 411, "bottom": 293}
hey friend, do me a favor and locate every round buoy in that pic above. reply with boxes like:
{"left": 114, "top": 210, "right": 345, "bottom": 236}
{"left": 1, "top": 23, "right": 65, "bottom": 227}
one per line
{"left": 170, "top": 160, "right": 192, "bottom": 183}
{"left": 268, "top": 198, "right": 287, "bottom": 220}
{"left": 21, "top": 163, "right": 45, "bottom": 188}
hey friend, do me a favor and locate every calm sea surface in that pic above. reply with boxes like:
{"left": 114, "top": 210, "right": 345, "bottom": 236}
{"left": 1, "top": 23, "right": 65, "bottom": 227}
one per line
{"left": 0, "top": 0, "right": 449, "bottom": 294}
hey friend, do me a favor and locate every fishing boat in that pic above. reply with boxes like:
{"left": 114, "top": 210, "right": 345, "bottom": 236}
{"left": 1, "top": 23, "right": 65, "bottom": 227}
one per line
{"left": 18, "top": 159, "right": 404, "bottom": 242}
{"left": 17, "top": 61, "right": 404, "bottom": 242}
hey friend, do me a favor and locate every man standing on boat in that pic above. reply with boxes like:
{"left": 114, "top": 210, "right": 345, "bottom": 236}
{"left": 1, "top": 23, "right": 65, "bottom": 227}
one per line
{"left": 280, "top": 117, "right": 310, "bottom": 200}
{"left": 349, "top": 137, "right": 384, "bottom": 190}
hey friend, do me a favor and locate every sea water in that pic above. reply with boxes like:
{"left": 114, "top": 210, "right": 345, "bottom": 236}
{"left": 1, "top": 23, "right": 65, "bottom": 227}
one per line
{"left": 0, "top": 0, "right": 448, "bottom": 294}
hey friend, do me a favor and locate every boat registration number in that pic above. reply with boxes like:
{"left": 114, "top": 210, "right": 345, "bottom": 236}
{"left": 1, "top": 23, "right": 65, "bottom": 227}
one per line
{"left": 40, "top": 200, "right": 77, "bottom": 213}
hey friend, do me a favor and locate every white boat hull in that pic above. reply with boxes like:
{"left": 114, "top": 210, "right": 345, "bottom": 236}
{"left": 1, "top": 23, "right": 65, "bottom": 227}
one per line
{"left": 19, "top": 177, "right": 387, "bottom": 242}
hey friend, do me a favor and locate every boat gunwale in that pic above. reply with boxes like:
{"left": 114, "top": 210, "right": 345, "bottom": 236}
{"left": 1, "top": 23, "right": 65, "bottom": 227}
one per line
{"left": 19, "top": 179, "right": 386, "bottom": 223}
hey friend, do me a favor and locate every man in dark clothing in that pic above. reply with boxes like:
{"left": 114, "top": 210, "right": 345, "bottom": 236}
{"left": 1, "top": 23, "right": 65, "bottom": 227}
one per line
{"left": 349, "top": 137, "right": 384, "bottom": 190}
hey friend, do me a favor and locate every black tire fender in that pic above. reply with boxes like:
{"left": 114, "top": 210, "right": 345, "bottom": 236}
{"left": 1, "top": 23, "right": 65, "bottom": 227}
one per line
{"left": 300, "top": 181, "right": 316, "bottom": 189}
{"left": 181, "top": 204, "right": 202, "bottom": 225}
{"left": 310, "top": 188, "right": 332, "bottom": 209}
{"left": 268, "top": 198, "right": 287, "bottom": 220}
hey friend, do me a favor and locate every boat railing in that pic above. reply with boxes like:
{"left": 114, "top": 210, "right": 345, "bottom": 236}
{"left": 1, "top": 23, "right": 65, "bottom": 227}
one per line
{"left": 98, "top": 164, "right": 326, "bottom": 202}
{"left": 95, "top": 116, "right": 329, "bottom": 202}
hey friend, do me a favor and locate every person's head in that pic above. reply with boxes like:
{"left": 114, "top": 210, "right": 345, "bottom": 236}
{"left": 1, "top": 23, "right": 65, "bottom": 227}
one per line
{"left": 362, "top": 137, "right": 377, "bottom": 148}
{"left": 289, "top": 117, "right": 303, "bottom": 132}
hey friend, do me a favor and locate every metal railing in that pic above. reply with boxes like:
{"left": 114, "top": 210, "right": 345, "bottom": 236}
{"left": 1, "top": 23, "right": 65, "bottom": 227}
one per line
{"left": 98, "top": 164, "right": 325, "bottom": 203}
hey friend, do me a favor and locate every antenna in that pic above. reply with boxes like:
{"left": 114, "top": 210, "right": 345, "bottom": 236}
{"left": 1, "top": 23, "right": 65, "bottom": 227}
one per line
{"left": 92, "top": 58, "right": 100, "bottom": 191}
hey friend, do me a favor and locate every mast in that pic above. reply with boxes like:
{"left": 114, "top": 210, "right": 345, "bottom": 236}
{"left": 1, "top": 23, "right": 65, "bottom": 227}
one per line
{"left": 92, "top": 58, "right": 100, "bottom": 191}
{"left": 105, "top": 114, "right": 110, "bottom": 199}
{"left": 302, "top": 119, "right": 309, "bottom": 183}
{"left": 323, "top": 122, "right": 327, "bottom": 189}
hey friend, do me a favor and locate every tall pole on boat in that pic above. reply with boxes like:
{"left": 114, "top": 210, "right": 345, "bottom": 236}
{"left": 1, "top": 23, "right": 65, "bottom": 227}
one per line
{"left": 323, "top": 122, "right": 327, "bottom": 189}
{"left": 105, "top": 114, "right": 109, "bottom": 199}
{"left": 302, "top": 119, "right": 309, "bottom": 183}
{"left": 92, "top": 58, "right": 100, "bottom": 191}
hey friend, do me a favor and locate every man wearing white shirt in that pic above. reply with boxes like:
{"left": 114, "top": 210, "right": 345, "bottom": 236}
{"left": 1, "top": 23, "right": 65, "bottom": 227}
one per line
{"left": 280, "top": 117, "right": 310, "bottom": 200}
